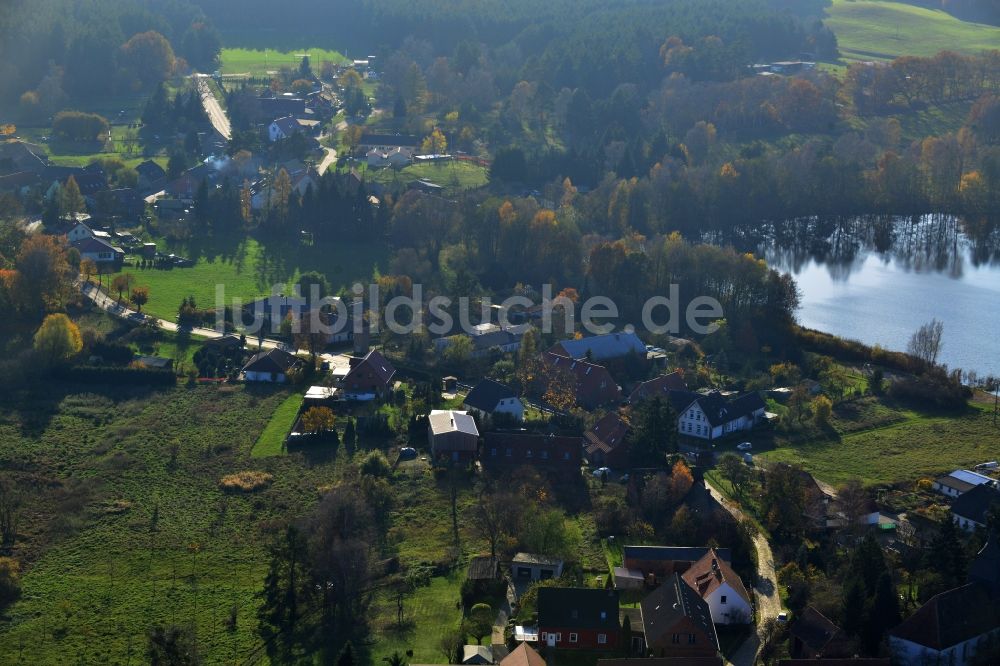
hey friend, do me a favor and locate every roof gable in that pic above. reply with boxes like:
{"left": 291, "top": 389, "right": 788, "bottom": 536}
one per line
{"left": 629, "top": 371, "right": 687, "bottom": 403}
{"left": 952, "top": 485, "right": 1000, "bottom": 524}
{"left": 242, "top": 348, "right": 297, "bottom": 374}
{"left": 465, "top": 378, "right": 518, "bottom": 412}
{"left": 640, "top": 573, "right": 718, "bottom": 650}
{"left": 681, "top": 548, "right": 752, "bottom": 607}
{"left": 890, "top": 583, "right": 999, "bottom": 650}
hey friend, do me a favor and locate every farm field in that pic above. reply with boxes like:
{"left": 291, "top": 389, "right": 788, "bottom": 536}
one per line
{"left": 110, "top": 235, "right": 386, "bottom": 322}
{"left": 219, "top": 47, "right": 349, "bottom": 75}
{"left": 825, "top": 0, "right": 1000, "bottom": 61}
{"left": 759, "top": 400, "right": 998, "bottom": 486}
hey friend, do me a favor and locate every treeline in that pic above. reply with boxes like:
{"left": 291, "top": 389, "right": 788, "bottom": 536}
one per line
{"left": 0, "top": 0, "right": 221, "bottom": 112}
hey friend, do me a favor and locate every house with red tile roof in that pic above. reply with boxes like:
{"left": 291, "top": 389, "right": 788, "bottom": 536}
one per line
{"left": 681, "top": 548, "right": 752, "bottom": 625}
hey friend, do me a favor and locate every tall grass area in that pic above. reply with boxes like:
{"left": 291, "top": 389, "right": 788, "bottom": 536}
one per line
{"left": 220, "top": 47, "right": 348, "bottom": 75}
{"left": 110, "top": 235, "right": 386, "bottom": 322}
{"left": 342, "top": 161, "right": 490, "bottom": 197}
{"left": 760, "top": 400, "right": 999, "bottom": 485}
{"left": 251, "top": 392, "right": 302, "bottom": 457}
{"left": 826, "top": 0, "right": 1000, "bottom": 61}
{"left": 0, "top": 385, "right": 302, "bottom": 662}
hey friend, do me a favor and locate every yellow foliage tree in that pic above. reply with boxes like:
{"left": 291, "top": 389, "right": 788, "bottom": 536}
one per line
{"left": 33, "top": 313, "right": 82, "bottom": 363}
{"left": 421, "top": 128, "right": 447, "bottom": 154}
{"left": 301, "top": 406, "right": 335, "bottom": 434}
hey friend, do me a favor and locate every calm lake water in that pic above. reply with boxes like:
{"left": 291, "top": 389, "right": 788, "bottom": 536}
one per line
{"left": 750, "top": 216, "right": 1000, "bottom": 379}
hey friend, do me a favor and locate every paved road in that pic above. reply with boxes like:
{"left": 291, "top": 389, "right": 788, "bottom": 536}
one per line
{"left": 81, "top": 282, "right": 286, "bottom": 351}
{"left": 194, "top": 75, "right": 231, "bottom": 141}
{"left": 704, "top": 480, "right": 784, "bottom": 666}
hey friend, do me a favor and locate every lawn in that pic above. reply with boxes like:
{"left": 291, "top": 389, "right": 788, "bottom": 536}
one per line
{"left": 110, "top": 235, "right": 386, "bottom": 322}
{"left": 759, "top": 400, "right": 999, "bottom": 486}
{"left": 251, "top": 391, "right": 303, "bottom": 457}
{"left": 368, "top": 573, "right": 465, "bottom": 665}
{"left": 825, "top": 0, "right": 1000, "bottom": 61}
{"left": 220, "top": 47, "right": 349, "bottom": 75}
{"left": 345, "top": 160, "right": 490, "bottom": 197}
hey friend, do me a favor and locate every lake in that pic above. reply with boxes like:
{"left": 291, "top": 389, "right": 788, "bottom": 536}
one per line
{"left": 750, "top": 215, "right": 1000, "bottom": 379}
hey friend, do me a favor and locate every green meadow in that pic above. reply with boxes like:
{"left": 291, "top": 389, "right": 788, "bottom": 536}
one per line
{"left": 219, "top": 47, "right": 349, "bottom": 75}
{"left": 826, "top": 0, "right": 1000, "bottom": 62}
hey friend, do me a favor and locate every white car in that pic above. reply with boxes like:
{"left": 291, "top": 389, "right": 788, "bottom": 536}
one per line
{"left": 593, "top": 467, "right": 611, "bottom": 478}
{"left": 737, "top": 442, "right": 753, "bottom": 451}
{"left": 777, "top": 611, "right": 789, "bottom": 623}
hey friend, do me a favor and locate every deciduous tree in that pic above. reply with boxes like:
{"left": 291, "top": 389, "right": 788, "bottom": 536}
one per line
{"left": 32, "top": 313, "right": 82, "bottom": 364}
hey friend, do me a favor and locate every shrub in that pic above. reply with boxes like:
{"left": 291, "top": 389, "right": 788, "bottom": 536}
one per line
{"left": 360, "top": 450, "right": 391, "bottom": 477}
{"left": 0, "top": 557, "right": 21, "bottom": 608}
{"left": 219, "top": 471, "right": 274, "bottom": 492}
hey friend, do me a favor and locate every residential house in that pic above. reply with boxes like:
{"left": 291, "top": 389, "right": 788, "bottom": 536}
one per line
{"left": 463, "top": 378, "right": 525, "bottom": 422}
{"left": 584, "top": 413, "right": 630, "bottom": 468}
{"left": 538, "top": 587, "right": 620, "bottom": 649}
{"left": 511, "top": 553, "right": 564, "bottom": 581}
{"left": 242, "top": 348, "right": 299, "bottom": 383}
{"left": 482, "top": 432, "right": 583, "bottom": 472}
{"left": 640, "top": 573, "right": 720, "bottom": 659}
{"left": 102, "top": 188, "right": 146, "bottom": 222}
{"left": 427, "top": 410, "right": 480, "bottom": 462}
{"left": 257, "top": 96, "right": 306, "bottom": 121}
{"left": 269, "top": 116, "right": 302, "bottom": 142}
{"left": 67, "top": 221, "right": 111, "bottom": 243}
{"left": 341, "top": 349, "right": 396, "bottom": 400}
{"left": 548, "top": 331, "right": 647, "bottom": 362}
{"left": 135, "top": 355, "right": 173, "bottom": 371}
{"left": 358, "top": 133, "right": 420, "bottom": 152}
{"left": 622, "top": 546, "right": 733, "bottom": 583}
{"left": 153, "top": 198, "right": 192, "bottom": 222}
{"left": 542, "top": 352, "right": 622, "bottom": 410}
{"left": 135, "top": 160, "right": 167, "bottom": 190}
{"left": 499, "top": 643, "right": 545, "bottom": 666}
{"left": 628, "top": 371, "right": 687, "bottom": 404}
{"left": 0, "top": 140, "right": 48, "bottom": 175}
{"left": 462, "top": 646, "right": 493, "bottom": 665}
{"left": 71, "top": 236, "right": 124, "bottom": 270}
{"left": 435, "top": 329, "right": 524, "bottom": 360}
{"left": 0, "top": 171, "right": 40, "bottom": 195}
{"left": 681, "top": 548, "right": 752, "bottom": 625}
{"left": 788, "top": 606, "right": 853, "bottom": 659}
{"left": 670, "top": 390, "right": 766, "bottom": 441}
{"left": 933, "top": 469, "right": 998, "bottom": 498}
{"left": 889, "top": 583, "right": 1000, "bottom": 665}
{"left": 366, "top": 146, "right": 412, "bottom": 168}
{"left": 952, "top": 484, "right": 1000, "bottom": 531}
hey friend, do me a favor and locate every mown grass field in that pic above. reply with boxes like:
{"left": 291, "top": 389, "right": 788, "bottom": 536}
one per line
{"left": 344, "top": 161, "right": 490, "bottom": 197}
{"left": 251, "top": 391, "right": 302, "bottom": 457}
{"left": 826, "top": 0, "right": 1000, "bottom": 61}
{"left": 759, "top": 399, "right": 999, "bottom": 485}
{"left": 111, "top": 235, "right": 386, "bottom": 322}
{"left": 220, "top": 47, "right": 348, "bottom": 75}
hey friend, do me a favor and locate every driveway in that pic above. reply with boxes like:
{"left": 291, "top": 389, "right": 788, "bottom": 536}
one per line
{"left": 704, "top": 480, "right": 784, "bottom": 666}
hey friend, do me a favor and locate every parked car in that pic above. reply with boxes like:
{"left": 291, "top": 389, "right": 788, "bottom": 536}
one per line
{"left": 777, "top": 611, "right": 789, "bottom": 623}
{"left": 593, "top": 466, "right": 611, "bottom": 478}
{"left": 737, "top": 441, "right": 752, "bottom": 451}
{"left": 399, "top": 447, "right": 417, "bottom": 460}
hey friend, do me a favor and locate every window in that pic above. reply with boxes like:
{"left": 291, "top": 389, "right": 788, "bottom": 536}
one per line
{"left": 600, "top": 611, "right": 607, "bottom": 620}
{"left": 540, "top": 632, "right": 547, "bottom": 640}
{"left": 490, "top": 448, "right": 497, "bottom": 457}
{"left": 571, "top": 610, "right": 578, "bottom": 619}
{"left": 569, "top": 633, "right": 578, "bottom": 643}
{"left": 671, "top": 634, "right": 680, "bottom": 644}
{"left": 598, "top": 634, "right": 607, "bottom": 645}
{"left": 721, "top": 595, "right": 727, "bottom": 604}
{"left": 541, "top": 450, "right": 548, "bottom": 459}
{"left": 688, "top": 634, "right": 696, "bottom": 644}
{"left": 505, "top": 448, "right": 512, "bottom": 457}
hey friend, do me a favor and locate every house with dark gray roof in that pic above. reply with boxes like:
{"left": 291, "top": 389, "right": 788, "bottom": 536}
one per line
{"left": 548, "top": 331, "right": 646, "bottom": 362}
{"left": 463, "top": 378, "right": 524, "bottom": 421}
{"left": 538, "top": 587, "right": 620, "bottom": 649}
{"left": 952, "top": 484, "right": 1000, "bottom": 531}
{"left": 623, "top": 546, "right": 732, "bottom": 581}
{"left": 268, "top": 116, "right": 302, "bottom": 142}
{"left": 242, "top": 348, "right": 299, "bottom": 383}
{"left": 628, "top": 371, "right": 687, "bottom": 404}
{"left": 670, "top": 390, "right": 766, "bottom": 441}
{"left": 789, "top": 606, "right": 852, "bottom": 659}
{"left": 889, "top": 583, "right": 999, "bottom": 665}
{"left": 640, "top": 573, "right": 720, "bottom": 659}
